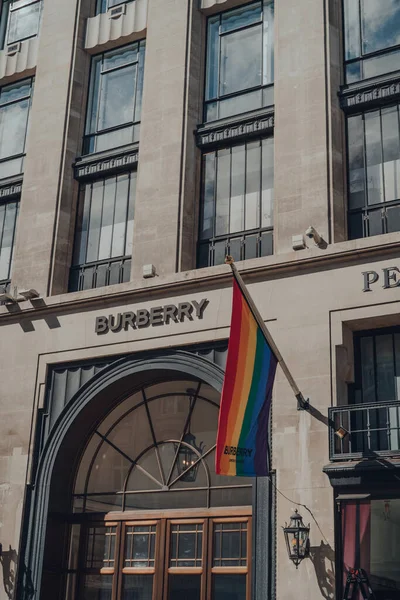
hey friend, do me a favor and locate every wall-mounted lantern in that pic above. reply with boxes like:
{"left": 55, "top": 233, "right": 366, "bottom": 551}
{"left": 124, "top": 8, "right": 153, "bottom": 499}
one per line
{"left": 282, "top": 509, "right": 310, "bottom": 568}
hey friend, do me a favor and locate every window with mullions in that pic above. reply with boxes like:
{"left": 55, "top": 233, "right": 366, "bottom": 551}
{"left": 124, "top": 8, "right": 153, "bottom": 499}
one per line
{"left": 69, "top": 171, "right": 136, "bottom": 292}
{"left": 0, "top": 79, "right": 33, "bottom": 180}
{"left": 343, "top": 0, "right": 400, "bottom": 83}
{"left": 96, "top": 0, "right": 134, "bottom": 14}
{"left": 351, "top": 329, "right": 400, "bottom": 405}
{"left": 347, "top": 105, "right": 400, "bottom": 239}
{"left": 70, "top": 517, "right": 251, "bottom": 600}
{"left": 0, "top": 198, "right": 18, "bottom": 293}
{"left": 198, "top": 137, "right": 274, "bottom": 268}
{"left": 0, "top": 0, "right": 42, "bottom": 49}
{"left": 84, "top": 42, "right": 145, "bottom": 155}
{"left": 205, "top": 0, "right": 274, "bottom": 122}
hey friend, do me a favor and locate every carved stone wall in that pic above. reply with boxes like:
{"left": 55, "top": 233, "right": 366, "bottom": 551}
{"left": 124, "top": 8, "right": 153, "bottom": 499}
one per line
{"left": 85, "top": 0, "right": 148, "bottom": 51}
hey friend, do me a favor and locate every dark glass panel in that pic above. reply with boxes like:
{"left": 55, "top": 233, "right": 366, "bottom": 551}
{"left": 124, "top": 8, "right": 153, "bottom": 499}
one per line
{"left": 122, "top": 258, "right": 131, "bottom": 283}
{"left": 360, "top": 336, "right": 376, "bottom": 403}
{"left": 260, "top": 231, "right": 273, "bottom": 256}
{"left": 245, "top": 141, "right": 261, "bottom": 230}
{"left": 263, "top": 0, "right": 274, "bottom": 85}
{"left": 197, "top": 243, "right": 209, "bottom": 268}
{"left": 122, "top": 575, "right": 153, "bottom": 600}
{"left": 244, "top": 235, "right": 257, "bottom": 260}
{"left": 201, "top": 152, "right": 216, "bottom": 240}
{"left": 168, "top": 574, "right": 201, "bottom": 600}
{"left": 215, "top": 149, "right": 230, "bottom": 237}
{"left": 386, "top": 204, "right": 400, "bottom": 233}
{"left": 376, "top": 334, "right": 396, "bottom": 402}
{"left": 82, "top": 574, "right": 113, "bottom": 600}
{"left": 86, "top": 180, "right": 104, "bottom": 263}
{"left": 348, "top": 212, "right": 364, "bottom": 240}
{"left": 367, "top": 208, "right": 383, "bottom": 236}
{"left": 84, "top": 494, "right": 122, "bottom": 513}
{"left": 214, "top": 240, "right": 227, "bottom": 266}
{"left": 348, "top": 115, "right": 366, "bottom": 210}
{"left": 124, "top": 490, "right": 208, "bottom": 511}
{"left": 228, "top": 237, "right": 242, "bottom": 262}
{"left": 95, "top": 263, "right": 108, "bottom": 289}
{"left": 343, "top": 0, "right": 361, "bottom": 60}
{"left": 346, "top": 61, "right": 362, "bottom": 83}
{"left": 230, "top": 144, "right": 245, "bottom": 233}
{"left": 212, "top": 574, "right": 246, "bottom": 600}
{"left": 381, "top": 106, "right": 400, "bottom": 202}
{"left": 8, "top": 0, "right": 41, "bottom": 45}
{"left": 363, "top": 48, "right": 400, "bottom": 81}
{"left": 364, "top": 111, "right": 384, "bottom": 206}
{"left": 205, "top": 16, "right": 220, "bottom": 101}
{"left": 82, "top": 267, "right": 95, "bottom": 291}
{"left": 209, "top": 487, "right": 252, "bottom": 508}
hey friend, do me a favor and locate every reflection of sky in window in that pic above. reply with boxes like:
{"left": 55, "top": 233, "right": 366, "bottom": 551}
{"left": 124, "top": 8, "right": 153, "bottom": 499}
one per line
{"left": 345, "top": 0, "right": 400, "bottom": 59}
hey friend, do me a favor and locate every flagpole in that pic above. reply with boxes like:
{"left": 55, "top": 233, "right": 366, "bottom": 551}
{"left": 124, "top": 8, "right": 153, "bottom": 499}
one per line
{"left": 225, "top": 256, "right": 309, "bottom": 410}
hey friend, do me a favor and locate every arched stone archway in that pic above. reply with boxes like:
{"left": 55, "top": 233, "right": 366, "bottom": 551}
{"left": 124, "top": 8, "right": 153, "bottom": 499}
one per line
{"left": 18, "top": 351, "right": 226, "bottom": 600}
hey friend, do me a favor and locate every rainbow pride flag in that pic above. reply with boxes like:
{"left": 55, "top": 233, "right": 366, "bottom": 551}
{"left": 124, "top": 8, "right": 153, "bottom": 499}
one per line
{"left": 216, "top": 276, "right": 278, "bottom": 477}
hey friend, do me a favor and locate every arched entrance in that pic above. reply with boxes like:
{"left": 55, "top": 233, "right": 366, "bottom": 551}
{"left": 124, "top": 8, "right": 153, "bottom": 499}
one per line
{"left": 19, "top": 352, "right": 256, "bottom": 600}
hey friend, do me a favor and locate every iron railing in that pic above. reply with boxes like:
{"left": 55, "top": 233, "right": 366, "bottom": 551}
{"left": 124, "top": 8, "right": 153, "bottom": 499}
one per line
{"left": 198, "top": 228, "right": 273, "bottom": 268}
{"left": 329, "top": 401, "right": 400, "bottom": 461}
{"left": 69, "top": 256, "right": 131, "bottom": 292}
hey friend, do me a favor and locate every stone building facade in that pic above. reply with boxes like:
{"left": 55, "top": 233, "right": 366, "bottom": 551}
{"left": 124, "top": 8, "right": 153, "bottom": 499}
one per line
{"left": 0, "top": 0, "right": 399, "bottom": 598}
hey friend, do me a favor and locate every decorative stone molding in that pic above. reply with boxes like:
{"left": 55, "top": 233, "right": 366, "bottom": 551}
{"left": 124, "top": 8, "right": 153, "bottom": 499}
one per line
{"left": 0, "top": 37, "right": 37, "bottom": 83}
{"left": 0, "top": 179, "right": 22, "bottom": 201}
{"left": 85, "top": 0, "right": 148, "bottom": 52}
{"left": 340, "top": 74, "right": 400, "bottom": 112}
{"left": 74, "top": 145, "right": 139, "bottom": 181}
{"left": 201, "top": 0, "right": 241, "bottom": 10}
{"left": 196, "top": 111, "right": 274, "bottom": 149}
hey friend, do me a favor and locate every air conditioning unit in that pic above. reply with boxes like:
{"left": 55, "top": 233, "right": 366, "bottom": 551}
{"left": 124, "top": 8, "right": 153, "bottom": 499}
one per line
{"left": 108, "top": 4, "right": 126, "bottom": 19}
{"left": 7, "top": 42, "right": 21, "bottom": 56}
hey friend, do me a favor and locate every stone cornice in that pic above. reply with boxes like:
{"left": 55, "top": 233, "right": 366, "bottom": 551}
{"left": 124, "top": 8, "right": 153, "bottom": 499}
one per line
{"left": 196, "top": 110, "right": 274, "bottom": 149}
{"left": 340, "top": 72, "right": 400, "bottom": 113}
{"left": 74, "top": 144, "right": 139, "bottom": 181}
{"left": 2, "top": 234, "right": 400, "bottom": 322}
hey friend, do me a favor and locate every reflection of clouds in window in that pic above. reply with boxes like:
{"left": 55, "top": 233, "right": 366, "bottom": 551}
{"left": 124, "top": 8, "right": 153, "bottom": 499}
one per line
{"left": 362, "top": 0, "right": 400, "bottom": 54}
{"left": 220, "top": 28, "right": 261, "bottom": 96}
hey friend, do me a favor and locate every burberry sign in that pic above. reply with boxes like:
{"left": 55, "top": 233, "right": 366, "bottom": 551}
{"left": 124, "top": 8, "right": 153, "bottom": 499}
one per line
{"left": 95, "top": 299, "right": 209, "bottom": 334}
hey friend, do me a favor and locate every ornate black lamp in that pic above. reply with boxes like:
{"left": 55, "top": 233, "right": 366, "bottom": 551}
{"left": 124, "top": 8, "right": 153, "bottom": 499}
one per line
{"left": 176, "top": 433, "right": 205, "bottom": 482}
{"left": 175, "top": 389, "right": 205, "bottom": 483}
{"left": 282, "top": 509, "right": 310, "bottom": 568}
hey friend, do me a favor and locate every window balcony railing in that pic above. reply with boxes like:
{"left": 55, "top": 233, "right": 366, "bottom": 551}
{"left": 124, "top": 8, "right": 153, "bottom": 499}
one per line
{"left": 69, "top": 256, "right": 131, "bottom": 292}
{"left": 329, "top": 401, "right": 400, "bottom": 461}
{"left": 198, "top": 228, "right": 273, "bottom": 268}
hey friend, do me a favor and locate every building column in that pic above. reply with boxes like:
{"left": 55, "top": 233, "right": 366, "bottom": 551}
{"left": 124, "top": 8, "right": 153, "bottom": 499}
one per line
{"left": 274, "top": 0, "right": 331, "bottom": 254}
{"left": 11, "top": 0, "right": 90, "bottom": 296}
{"left": 131, "top": 0, "right": 203, "bottom": 279}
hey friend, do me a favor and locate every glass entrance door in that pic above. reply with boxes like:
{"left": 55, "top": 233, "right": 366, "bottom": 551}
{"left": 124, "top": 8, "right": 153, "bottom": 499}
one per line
{"left": 74, "top": 514, "right": 251, "bottom": 600}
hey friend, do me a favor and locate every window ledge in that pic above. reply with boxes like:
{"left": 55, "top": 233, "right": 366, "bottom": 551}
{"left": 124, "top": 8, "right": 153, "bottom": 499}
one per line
{"left": 0, "top": 37, "right": 37, "bottom": 85}
{"left": 340, "top": 70, "right": 400, "bottom": 113}
{"left": 85, "top": 0, "right": 147, "bottom": 53}
{"left": 74, "top": 143, "right": 139, "bottom": 181}
{"left": 196, "top": 107, "right": 274, "bottom": 149}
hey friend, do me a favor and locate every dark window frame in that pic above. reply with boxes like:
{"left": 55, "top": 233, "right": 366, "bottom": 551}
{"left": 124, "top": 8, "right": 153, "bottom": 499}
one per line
{"left": 69, "top": 170, "right": 137, "bottom": 292}
{"left": 95, "top": 0, "right": 135, "bottom": 15}
{"left": 203, "top": 0, "right": 274, "bottom": 124}
{"left": 0, "top": 0, "right": 42, "bottom": 49}
{"left": 83, "top": 40, "right": 145, "bottom": 156}
{"left": 349, "top": 327, "right": 400, "bottom": 405}
{"left": 0, "top": 77, "right": 33, "bottom": 181}
{"left": 0, "top": 195, "right": 19, "bottom": 290}
{"left": 343, "top": 0, "right": 400, "bottom": 84}
{"left": 346, "top": 104, "right": 400, "bottom": 240}
{"left": 197, "top": 135, "right": 274, "bottom": 268}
